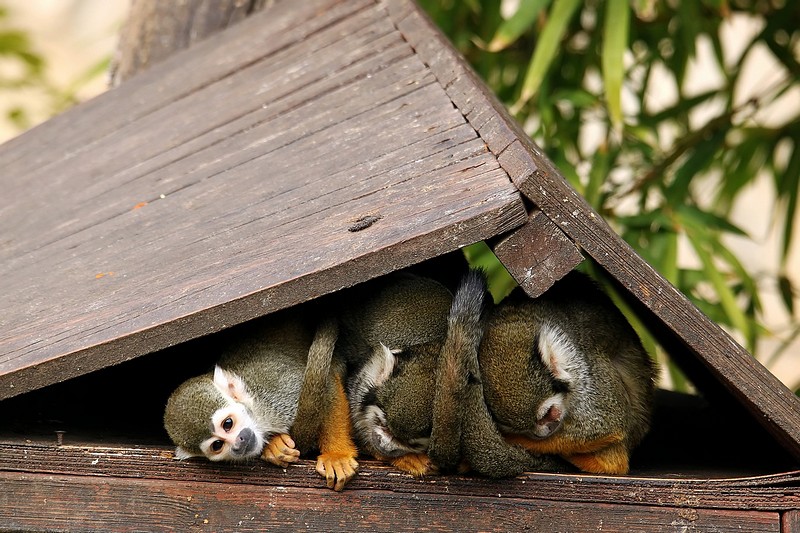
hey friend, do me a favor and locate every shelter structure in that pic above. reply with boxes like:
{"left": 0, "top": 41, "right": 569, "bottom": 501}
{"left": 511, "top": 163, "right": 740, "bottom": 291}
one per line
{"left": 0, "top": 0, "right": 798, "bottom": 530}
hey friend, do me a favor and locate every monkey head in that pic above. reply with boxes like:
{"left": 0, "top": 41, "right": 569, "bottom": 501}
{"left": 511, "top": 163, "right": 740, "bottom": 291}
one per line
{"left": 164, "top": 366, "right": 266, "bottom": 461}
{"left": 480, "top": 305, "right": 582, "bottom": 440}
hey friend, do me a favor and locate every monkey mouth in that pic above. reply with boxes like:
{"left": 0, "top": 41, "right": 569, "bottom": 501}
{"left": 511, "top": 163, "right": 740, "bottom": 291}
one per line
{"left": 231, "top": 439, "right": 260, "bottom": 459}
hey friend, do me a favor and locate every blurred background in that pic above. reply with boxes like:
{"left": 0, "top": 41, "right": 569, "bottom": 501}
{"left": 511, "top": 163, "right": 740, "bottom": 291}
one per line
{"left": 1, "top": 0, "right": 797, "bottom": 394}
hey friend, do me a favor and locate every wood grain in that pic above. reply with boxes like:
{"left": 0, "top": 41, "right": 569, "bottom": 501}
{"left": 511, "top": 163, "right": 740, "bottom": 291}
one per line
{"left": 0, "top": 469, "right": 781, "bottom": 532}
{"left": 0, "top": 436, "right": 791, "bottom": 532}
{"left": 383, "top": 0, "right": 800, "bottom": 461}
{"left": 0, "top": 439, "right": 797, "bottom": 513}
{"left": 783, "top": 510, "right": 800, "bottom": 533}
{"left": 492, "top": 209, "right": 584, "bottom": 297}
{"left": 0, "top": 0, "right": 528, "bottom": 399}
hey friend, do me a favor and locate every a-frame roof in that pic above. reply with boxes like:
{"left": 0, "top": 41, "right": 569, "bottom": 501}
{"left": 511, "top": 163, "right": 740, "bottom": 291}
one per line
{"left": 1, "top": 0, "right": 799, "bottom": 470}
{"left": 1, "top": 0, "right": 527, "bottom": 398}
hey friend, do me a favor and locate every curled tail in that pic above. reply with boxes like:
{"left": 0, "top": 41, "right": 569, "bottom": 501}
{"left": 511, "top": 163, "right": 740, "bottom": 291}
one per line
{"left": 291, "top": 316, "right": 339, "bottom": 453}
{"left": 429, "top": 269, "right": 565, "bottom": 477}
{"left": 428, "top": 269, "right": 490, "bottom": 470}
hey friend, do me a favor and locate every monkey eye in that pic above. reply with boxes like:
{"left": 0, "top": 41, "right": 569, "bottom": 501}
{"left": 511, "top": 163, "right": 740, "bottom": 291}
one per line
{"left": 211, "top": 440, "right": 224, "bottom": 452}
{"left": 222, "top": 417, "right": 234, "bottom": 432}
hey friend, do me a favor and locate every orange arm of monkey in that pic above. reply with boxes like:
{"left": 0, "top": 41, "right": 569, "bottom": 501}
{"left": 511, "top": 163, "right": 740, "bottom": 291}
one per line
{"left": 505, "top": 432, "right": 630, "bottom": 475}
{"left": 315, "top": 374, "right": 359, "bottom": 491}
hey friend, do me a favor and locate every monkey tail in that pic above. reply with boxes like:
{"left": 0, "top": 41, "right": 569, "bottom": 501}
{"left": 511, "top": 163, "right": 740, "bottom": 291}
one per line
{"left": 429, "top": 269, "right": 564, "bottom": 477}
{"left": 291, "top": 316, "right": 339, "bottom": 453}
{"left": 428, "top": 269, "right": 490, "bottom": 471}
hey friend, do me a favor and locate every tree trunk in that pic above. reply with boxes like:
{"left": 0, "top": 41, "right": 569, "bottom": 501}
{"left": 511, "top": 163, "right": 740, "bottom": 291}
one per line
{"left": 111, "top": 0, "right": 271, "bottom": 85}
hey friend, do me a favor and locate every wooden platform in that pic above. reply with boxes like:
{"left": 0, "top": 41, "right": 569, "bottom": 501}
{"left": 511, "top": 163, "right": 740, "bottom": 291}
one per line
{"left": 1, "top": 437, "right": 797, "bottom": 532}
{"left": 1, "top": 0, "right": 799, "bottom": 530}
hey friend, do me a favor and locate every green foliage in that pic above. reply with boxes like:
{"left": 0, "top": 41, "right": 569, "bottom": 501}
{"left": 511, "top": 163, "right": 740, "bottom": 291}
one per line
{"left": 0, "top": 4, "right": 109, "bottom": 133}
{"left": 420, "top": 0, "right": 800, "bottom": 390}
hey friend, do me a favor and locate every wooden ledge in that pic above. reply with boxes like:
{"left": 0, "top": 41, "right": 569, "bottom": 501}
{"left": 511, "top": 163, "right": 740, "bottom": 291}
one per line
{"left": 1, "top": 438, "right": 798, "bottom": 512}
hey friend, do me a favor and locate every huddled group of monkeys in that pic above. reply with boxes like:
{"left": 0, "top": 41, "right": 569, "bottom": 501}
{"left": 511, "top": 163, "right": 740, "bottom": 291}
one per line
{"left": 163, "top": 266, "right": 657, "bottom": 491}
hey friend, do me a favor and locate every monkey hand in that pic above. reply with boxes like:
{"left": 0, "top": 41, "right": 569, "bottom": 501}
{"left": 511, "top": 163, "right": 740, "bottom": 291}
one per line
{"left": 316, "top": 452, "right": 359, "bottom": 492}
{"left": 262, "top": 433, "right": 301, "bottom": 468}
{"left": 386, "top": 453, "right": 438, "bottom": 477}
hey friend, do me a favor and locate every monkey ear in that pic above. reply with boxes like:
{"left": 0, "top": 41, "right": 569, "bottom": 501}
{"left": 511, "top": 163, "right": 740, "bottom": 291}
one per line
{"left": 537, "top": 323, "right": 581, "bottom": 384}
{"left": 212, "top": 365, "right": 250, "bottom": 403}
{"left": 174, "top": 446, "right": 200, "bottom": 460}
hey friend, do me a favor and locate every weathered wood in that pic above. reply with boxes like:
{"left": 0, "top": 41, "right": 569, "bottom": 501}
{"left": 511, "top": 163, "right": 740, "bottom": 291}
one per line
{"left": 0, "top": 439, "right": 797, "bottom": 513}
{"left": 383, "top": 0, "right": 800, "bottom": 461}
{"left": 492, "top": 209, "right": 584, "bottom": 297}
{"left": 0, "top": 469, "right": 781, "bottom": 533}
{"left": 784, "top": 510, "right": 800, "bottom": 532}
{"left": 111, "top": 0, "right": 271, "bottom": 85}
{"left": 0, "top": 0, "right": 528, "bottom": 399}
{"left": 2, "top": 0, "right": 368, "bottom": 176}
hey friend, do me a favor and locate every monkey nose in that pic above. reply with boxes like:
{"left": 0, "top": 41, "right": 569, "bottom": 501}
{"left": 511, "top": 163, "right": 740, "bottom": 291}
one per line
{"left": 535, "top": 405, "right": 563, "bottom": 436}
{"left": 542, "top": 404, "right": 562, "bottom": 424}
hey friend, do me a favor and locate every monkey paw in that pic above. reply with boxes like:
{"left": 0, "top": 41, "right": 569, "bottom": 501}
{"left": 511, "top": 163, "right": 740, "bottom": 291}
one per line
{"left": 390, "top": 453, "right": 438, "bottom": 477}
{"left": 565, "top": 443, "right": 630, "bottom": 475}
{"left": 316, "top": 452, "right": 359, "bottom": 492}
{"left": 262, "top": 433, "right": 301, "bottom": 468}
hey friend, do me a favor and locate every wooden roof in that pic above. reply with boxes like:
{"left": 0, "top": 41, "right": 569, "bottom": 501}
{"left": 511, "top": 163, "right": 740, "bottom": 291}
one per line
{"left": 0, "top": 0, "right": 527, "bottom": 398}
{"left": 1, "top": 0, "right": 799, "bottom": 473}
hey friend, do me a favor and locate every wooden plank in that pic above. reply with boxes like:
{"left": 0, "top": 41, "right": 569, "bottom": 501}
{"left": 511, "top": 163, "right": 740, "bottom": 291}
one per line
{"left": 4, "top": 7, "right": 409, "bottom": 255}
{"left": 0, "top": 1, "right": 528, "bottom": 399}
{"left": 383, "top": 0, "right": 800, "bottom": 460}
{"left": 492, "top": 209, "right": 584, "bottom": 297}
{"left": 0, "top": 469, "right": 783, "bottom": 532}
{"left": 784, "top": 510, "right": 800, "bottom": 533}
{"left": 1, "top": 0, "right": 372, "bottom": 175}
{"left": 0, "top": 439, "right": 797, "bottom": 513}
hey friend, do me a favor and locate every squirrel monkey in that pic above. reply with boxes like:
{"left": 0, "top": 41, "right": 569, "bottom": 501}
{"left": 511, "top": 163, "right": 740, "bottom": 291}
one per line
{"left": 478, "top": 270, "right": 657, "bottom": 475}
{"left": 339, "top": 272, "right": 454, "bottom": 475}
{"left": 348, "top": 269, "right": 656, "bottom": 477}
{"left": 163, "top": 310, "right": 359, "bottom": 491}
{"left": 347, "top": 270, "right": 564, "bottom": 477}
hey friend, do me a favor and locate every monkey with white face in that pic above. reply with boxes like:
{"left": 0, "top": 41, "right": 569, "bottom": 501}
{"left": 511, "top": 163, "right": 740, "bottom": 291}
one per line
{"left": 163, "top": 311, "right": 358, "bottom": 491}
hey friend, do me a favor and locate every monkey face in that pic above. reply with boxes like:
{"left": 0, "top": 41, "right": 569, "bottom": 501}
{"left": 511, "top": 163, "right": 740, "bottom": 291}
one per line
{"left": 481, "top": 316, "right": 580, "bottom": 440}
{"left": 198, "top": 401, "right": 265, "bottom": 461}
{"left": 165, "top": 366, "right": 268, "bottom": 462}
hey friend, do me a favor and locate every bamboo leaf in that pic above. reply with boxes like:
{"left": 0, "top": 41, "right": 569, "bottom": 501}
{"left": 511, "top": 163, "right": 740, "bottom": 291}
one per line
{"left": 488, "top": 0, "right": 552, "bottom": 52}
{"left": 778, "top": 274, "right": 795, "bottom": 315}
{"left": 686, "top": 230, "right": 752, "bottom": 343}
{"left": 585, "top": 145, "right": 611, "bottom": 207}
{"left": 718, "top": 134, "right": 766, "bottom": 206}
{"left": 666, "top": 125, "right": 728, "bottom": 204}
{"left": 777, "top": 136, "right": 800, "bottom": 263}
{"left": 677, "top": 204, "right": 748, "bottom": 237}
{"left": 516, "top": 0, "right": 582, "bottom": 106}
{"left": 656, "top": 230, "right": 679, "bottom": 285}
{"left": 676, "top": 0, "right": 700, "bottom": 60}
{"left": 602, "top": 0, "right": 630, "bottom": 128}
{"left": 618, "top": 210, "right": 672, "bottom": 231}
